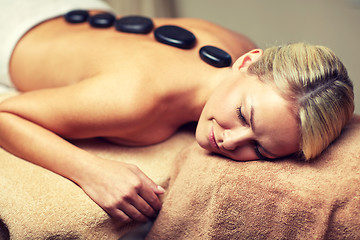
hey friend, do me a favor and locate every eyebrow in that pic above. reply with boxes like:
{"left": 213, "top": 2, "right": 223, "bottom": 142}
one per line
{"left": 249, "top": 102, "right": 280, "bottom": 159}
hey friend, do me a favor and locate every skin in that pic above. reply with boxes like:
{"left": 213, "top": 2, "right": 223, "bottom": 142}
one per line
{"left": 0, "top": 12, "right": 299, "bottom": 223}
{"left": 196, "top": 50, "right": 300, "bottom": 161}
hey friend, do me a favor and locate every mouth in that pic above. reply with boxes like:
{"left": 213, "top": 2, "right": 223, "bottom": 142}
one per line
{"left": 209, "top": 125, "right": 220, "bottom": 150}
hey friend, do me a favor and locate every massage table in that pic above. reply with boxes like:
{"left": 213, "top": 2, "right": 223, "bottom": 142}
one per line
{"left": 0, "top": 90, "right": 359, "bottom": 239}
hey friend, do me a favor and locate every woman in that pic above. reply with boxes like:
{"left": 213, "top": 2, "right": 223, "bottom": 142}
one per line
{"left": 0, "top": 0, "right": 354, "bottom": 223}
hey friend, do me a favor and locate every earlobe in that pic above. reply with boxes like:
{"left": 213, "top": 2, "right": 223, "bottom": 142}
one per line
{"left": 232, "top": 49, "right": 263, "bottom": 71}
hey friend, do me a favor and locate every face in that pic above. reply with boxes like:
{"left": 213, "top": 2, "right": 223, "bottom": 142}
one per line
{"left": 196, "top": 69, "right": 300, "bottom": 161}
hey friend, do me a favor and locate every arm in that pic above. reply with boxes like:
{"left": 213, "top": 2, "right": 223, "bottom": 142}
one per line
{"left": 0, "top": 77, "right": 164, "bottom": 222}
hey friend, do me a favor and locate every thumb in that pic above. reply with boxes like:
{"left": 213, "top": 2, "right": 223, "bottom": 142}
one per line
{"left": 138, "top": 171, "right": 165, "bottom": 194}
{"left": 155, "top": 185, "right": 166, "bottom": 194}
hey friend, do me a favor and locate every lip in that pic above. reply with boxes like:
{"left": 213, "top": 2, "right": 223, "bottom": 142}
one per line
{"left": 209, "top": 125, "right": 220, "bottom": 150}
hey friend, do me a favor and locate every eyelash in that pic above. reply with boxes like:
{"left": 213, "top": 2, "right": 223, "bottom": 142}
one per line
{"left": 236, "top": 107, "right": 247, "bottom": 124}
{"left": 254, "top": 144, "right": 266, "bottom": 159}
{"left": 255, "top": 144, "right": 273, "bottom": 160}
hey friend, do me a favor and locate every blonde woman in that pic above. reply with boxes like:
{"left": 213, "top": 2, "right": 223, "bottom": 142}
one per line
{"left": 196, "top": 44, "right": 354, "bottom": 161}
{"left": 0, "top": 0, "right": 354, "bottom": 223}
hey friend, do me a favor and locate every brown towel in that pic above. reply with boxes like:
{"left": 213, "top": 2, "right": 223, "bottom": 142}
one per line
{"left": 0, "top": 134, "right": 194, "bottom": 239}
{"left": 0, "top": 91, "right": 195, "bottom": 239}
{"left": 1, "top": 90, "right": 359, "bottom": 239}
{"left": 147, "top": 116, "right": 360, "bottom": 240}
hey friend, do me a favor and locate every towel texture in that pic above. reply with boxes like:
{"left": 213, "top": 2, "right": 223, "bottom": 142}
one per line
{"left": 0, "top": 135, "right": 195, "bottom": 239}
{"left": 147, "top": 115, "right": 360, "bottom": 240}
{"left": 0, "top": 92, "right": 194, "bottom": 239}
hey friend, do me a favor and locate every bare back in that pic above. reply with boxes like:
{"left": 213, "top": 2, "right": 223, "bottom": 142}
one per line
{"left": 8, "top": 15, "right": 256, "bottom": 145}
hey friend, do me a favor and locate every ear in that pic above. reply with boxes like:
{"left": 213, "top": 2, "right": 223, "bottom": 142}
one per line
{"left": 232, "top": 49, "right": 263, "bottom": 72}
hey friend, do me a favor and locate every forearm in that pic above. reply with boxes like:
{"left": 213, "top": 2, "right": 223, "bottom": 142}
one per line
{"left": 0, "top": 111, "right": 99, "bottom": 184}
{"left": 0, "top": 111, "right": 164, "bottom": 222}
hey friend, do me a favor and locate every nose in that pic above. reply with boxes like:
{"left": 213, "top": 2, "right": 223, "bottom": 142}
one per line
{"left": 221, "top": 128, "right": 254, "bottom": 151}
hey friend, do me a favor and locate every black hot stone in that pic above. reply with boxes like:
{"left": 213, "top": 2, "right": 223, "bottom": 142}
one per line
{"left": 89, "top": 13, "right": 116, "bottom": 28}
{"left": 64, "top": 10, "right": 89, "bottom": 24}
{"left": 154, "top": 25, "right": 196, "bottom": 49}
{"left": 199, "top": 46, "right": 232, "bottom": 68}
{"left": 115, "top": 16, "right": 154, "bottom": 34}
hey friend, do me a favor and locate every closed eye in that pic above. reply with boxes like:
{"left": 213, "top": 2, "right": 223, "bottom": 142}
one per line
{"left": 236, "top": 106, "right": 248, "bottom": 125}
{"left": 254, "top": 144, "right": 269, "bottom": 160}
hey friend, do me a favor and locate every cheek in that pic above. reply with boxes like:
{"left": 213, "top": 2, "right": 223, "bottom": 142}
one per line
{"left": 195, "top": 113, "right": 210, "bottom": 148}
{"left": 210, "top": 91, "right": 241, "bottom": 121}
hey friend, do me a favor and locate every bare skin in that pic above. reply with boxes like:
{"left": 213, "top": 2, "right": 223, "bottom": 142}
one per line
{"left": 0, "top": 13, "right": 256, "bottom": 222}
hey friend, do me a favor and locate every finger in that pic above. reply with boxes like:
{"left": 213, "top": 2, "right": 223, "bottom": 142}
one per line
{"left": 137, "top": 183, "right": 163, "bottom": 212}
{"left": 117, "top": 200, "right": 149, "bottom": 222}
{"left": 106, "top": 208, "right": 132, "bottom": 223}
{"left": 129, "top": 168, "right": 163, "bottom": 211}
{"left": 129, "top": 194, "right": 157, "bottom": 218}
{"left": 156, "top": 185, "right": 166, "bottom": 194}
{"left": 136, "top": 171, "right": 165, "bottom": 195}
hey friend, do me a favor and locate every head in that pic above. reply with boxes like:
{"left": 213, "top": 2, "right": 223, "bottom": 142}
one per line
{"left": 196, "top": 42, "right": 354, "bottom": 161}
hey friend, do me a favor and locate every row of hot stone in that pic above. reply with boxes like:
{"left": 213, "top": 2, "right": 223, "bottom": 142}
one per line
{"left": 64, "top": 10, "right": 232, "bottom": 68}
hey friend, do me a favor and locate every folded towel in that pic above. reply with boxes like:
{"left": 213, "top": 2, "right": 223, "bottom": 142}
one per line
{"left": 147, "top": 116, "right": 360, "bottom": 239}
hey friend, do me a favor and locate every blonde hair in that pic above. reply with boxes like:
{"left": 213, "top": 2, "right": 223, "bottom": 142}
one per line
{"left": 247, "top": 42, "right": 354, "bottom": 160}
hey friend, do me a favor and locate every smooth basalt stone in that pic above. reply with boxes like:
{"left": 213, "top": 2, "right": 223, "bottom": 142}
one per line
{"left": 115, "top": 16, "right": 154, "bottom": 34}
{"left": 64, "top": 10, "right": 89, "bottom": 24}
{"left": 89, "top": 13, "right": 116, "bottom": 28}
{"left": 64, "top": 13, "right": 230, "bottom": 68}
{"left": 199, "top": 45, "right": 232, "bottom": 68}
{"left": 154, "top": 25, "right": 196, "bottom": 49}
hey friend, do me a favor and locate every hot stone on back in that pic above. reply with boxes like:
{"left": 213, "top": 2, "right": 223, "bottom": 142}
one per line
{"left": 154, "top": 25, "right": 196, "bottom": 49}
{"left": 63, "top": 12, "right": 229, "bottom": 68}
{"left": 64, "top": 10, "right": 89, "bottom": 24}
{"left": 199, "top": 46, "right": 232, "bottom": 68}
{"left": 89, "top": 13, "right": 116, "bottom": 28}
{"left": 115, "top": 16, "right": 154, "bottom": 34}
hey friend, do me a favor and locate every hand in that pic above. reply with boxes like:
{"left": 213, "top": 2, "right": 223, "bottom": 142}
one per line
{"left": 78, "top": 159, "right": 165, "bottom": 223}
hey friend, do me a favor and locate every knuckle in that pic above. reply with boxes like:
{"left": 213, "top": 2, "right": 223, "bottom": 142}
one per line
{"left": 132, "top": 180, "right": 143, "bottom": 192}
{"left": 121, "top": 189, "right": 136, "bottom": 202}
{"left": 103, "top": 199, "right": 117, "bottom": 211}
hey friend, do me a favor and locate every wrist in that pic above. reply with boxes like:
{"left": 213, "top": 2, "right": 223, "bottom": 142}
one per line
{"left": 63, "top": 151, "right": 105, "bottom": 187}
